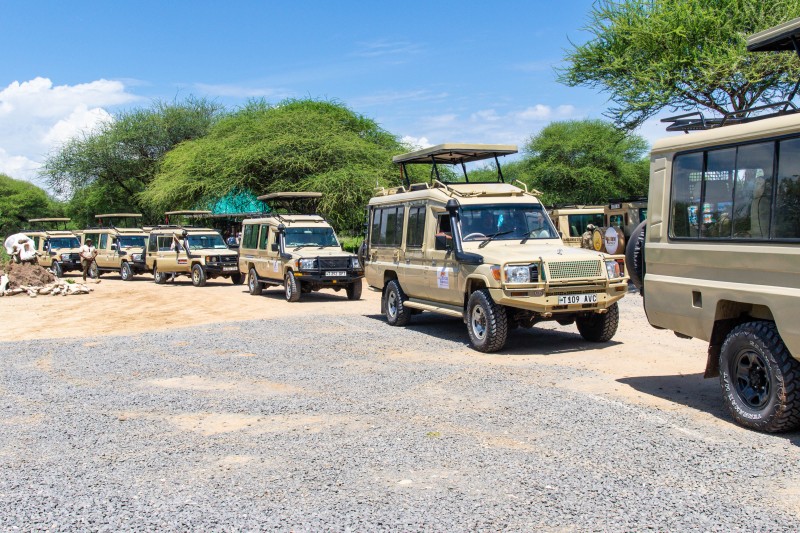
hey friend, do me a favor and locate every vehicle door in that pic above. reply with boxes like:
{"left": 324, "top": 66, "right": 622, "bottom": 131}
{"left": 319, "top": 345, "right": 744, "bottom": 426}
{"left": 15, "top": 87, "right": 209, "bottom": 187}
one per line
{"left": 154, "top": 234, "right": 180, "bottom": 272}
{"left": 96, "top": 233, "right": 111, "bottom": 268}
{"left": 264, "top": 225, "right": 283, "bottom": 281}
{"left": 425, "top": 211, "right": 462, "bottom": 305}
{"left": 400, "top": 203, "right": 427, "bottom": 298}
{"left": 367, "top": 204, "right": 405, "bottom": 284}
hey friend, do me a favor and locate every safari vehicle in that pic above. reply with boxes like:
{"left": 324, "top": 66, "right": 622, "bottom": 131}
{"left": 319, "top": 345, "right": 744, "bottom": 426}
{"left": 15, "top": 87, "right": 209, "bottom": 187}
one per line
{"left": 240, "top": 192, "right": 364, "bottom": 301}
{"left": 625, "top": 18, "right": 800, "bottom": 433}
{"left": 364, "top": 144, "right": 629, "bottom": 352}
{"left": 144, "top": 210, "right": 242, "bottom": 286}
{"left": 606, "top": 199, "right": 648, "bottom": 238}
{"left": 548, "top": 205, "right": 606, "bottom": 247}
{"left": 80, "top": 213, "right": 148, "bottom": 281}
{"left": 22, "top": 218, "right": 82, "bottom": 277}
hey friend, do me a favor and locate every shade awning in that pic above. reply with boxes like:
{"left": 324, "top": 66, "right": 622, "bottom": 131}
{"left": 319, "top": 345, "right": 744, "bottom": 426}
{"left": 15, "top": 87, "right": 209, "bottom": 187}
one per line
{"left": 392, "top": 143, "right": 518, "bottom": 165}
{"left": 747, "top": 17, "right": 800, "bottom": 52}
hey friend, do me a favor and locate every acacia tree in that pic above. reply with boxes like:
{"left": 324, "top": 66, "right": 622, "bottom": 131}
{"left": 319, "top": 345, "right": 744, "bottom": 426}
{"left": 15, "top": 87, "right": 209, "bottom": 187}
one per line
{"left": 41, "top": 97, "right": 222, "bottom": 226}
{"left": 141, "top": 99, "right": 406, "bottom": 233}
{"left": 559, "top": 0, "right": 800, "bottom": 129}
{"left": 0, "top": 174, "right": 59, "bottom": 235}
{"left": 522, "top": 120, "right": 649, "bottom": 205}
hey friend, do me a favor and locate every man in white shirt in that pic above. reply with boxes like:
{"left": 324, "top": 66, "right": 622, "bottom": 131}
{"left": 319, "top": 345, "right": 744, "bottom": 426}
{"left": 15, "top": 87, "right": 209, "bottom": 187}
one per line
{"left": 79, "top": 238, "right": 98, "bottom": 282}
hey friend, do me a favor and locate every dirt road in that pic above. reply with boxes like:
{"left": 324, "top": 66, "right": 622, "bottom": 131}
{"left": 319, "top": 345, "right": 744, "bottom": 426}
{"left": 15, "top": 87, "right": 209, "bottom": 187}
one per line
{"left": 1, "top": 270, "right": 720, "bottom": 423}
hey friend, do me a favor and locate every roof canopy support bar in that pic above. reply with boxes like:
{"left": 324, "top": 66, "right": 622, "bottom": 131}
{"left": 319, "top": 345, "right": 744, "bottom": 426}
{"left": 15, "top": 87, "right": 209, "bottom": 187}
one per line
{"left": 494, "top": 154, "right": 505, "bottom": 183}
{"left": 401, "top": 163, "right": 410, "bottom": 188}
{"left": 429, "top": 155, "right": 442, "bottom": 183}
{"left": 460, "top": 160, "right": 470, "bottom": 183}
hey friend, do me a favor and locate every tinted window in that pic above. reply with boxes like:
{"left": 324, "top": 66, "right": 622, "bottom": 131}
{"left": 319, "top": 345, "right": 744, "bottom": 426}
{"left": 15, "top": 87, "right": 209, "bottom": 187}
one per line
{"left": 406, "top": 206, "right": 425, "bottom": 248}
{"left": 370, "top": 206, "right": 405, "bottom": 247}
{"left": 774, "top": 138, "right": 800, "bottom": 239}
{"left": 242, "top": 224, "right": 259, "bottom": 249}
{"left": 566, "top": 214, "right": 605, "bottom": 237}
{"left": 98, "top": 233, "right": 108, "bottom": 249}
{"left": 258, "top": 225, "right": 269, "bottom": 249}
{"left": 670, "top": 152, "right": 704, "bottom": 238}
{"left": 702, "top": 148, "right": 735, "bottom": 238}
{"left": 732, "top": 142, "right": 773, "bottom": 239}
{"left": 284, "top": 227, "right": 339, "bottom": 248}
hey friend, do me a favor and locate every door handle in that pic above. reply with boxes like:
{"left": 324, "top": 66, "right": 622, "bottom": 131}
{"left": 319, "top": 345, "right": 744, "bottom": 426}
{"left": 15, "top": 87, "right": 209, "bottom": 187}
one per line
{"left": 431, "top": 261, "right": 437, "bottom": 267}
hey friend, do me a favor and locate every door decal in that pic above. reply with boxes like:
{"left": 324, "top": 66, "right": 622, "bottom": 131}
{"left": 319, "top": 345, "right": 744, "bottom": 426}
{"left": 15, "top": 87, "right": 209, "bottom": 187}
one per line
{"left": 437, "top": 267, "right": 449, "bottom": 289}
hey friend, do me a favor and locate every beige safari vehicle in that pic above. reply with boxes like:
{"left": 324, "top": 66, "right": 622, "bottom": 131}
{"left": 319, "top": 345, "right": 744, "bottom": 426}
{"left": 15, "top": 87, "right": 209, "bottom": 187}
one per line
{"left": 625, "top": 18, "right": 800, "bottom": 433}
{"left": 144, "top": 210, "right": 242, "bottom": 286}
{"left": 365, "top": 144, "right": 629, "bottom": 352}
{"left": 548, "top": 206, "right": 606, "bottom": 247}
{"left": 23, "top": 218, "right": 82, "bottom": 277}
{"left": 240, "top": 192, "right": 364, "bottom": 301}
{"left": 80, "top": 213, "right": 148, "bottom": 281}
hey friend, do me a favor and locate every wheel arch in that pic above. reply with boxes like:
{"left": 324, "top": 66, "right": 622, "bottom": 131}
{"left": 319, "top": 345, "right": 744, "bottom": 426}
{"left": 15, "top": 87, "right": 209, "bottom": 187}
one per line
{"left": 705, "top": 300, "right": 776, "bottom": 378}
{"left": 382, "top": 270, "right": 398, "bottom": 287}
{"left": 464, "top": 275, "right": 489, "bottom": 309}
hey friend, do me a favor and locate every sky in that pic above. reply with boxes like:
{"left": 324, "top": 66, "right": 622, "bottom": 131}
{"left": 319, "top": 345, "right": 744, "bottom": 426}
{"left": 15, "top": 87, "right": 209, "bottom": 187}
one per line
{"left": 0, "top": 0, "right": 671, "bottom": 189}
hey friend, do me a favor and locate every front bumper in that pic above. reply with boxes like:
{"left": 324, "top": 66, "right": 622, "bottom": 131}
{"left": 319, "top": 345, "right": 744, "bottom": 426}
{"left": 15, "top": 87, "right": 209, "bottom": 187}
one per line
{"left": 294, "top": 268, "right": 364, "bottom": 285}
{"left": 489, "top": 279, "right": 628, "bottom": 313}
{"left": 205, "top": 263, "right": 241, "bottom": 276}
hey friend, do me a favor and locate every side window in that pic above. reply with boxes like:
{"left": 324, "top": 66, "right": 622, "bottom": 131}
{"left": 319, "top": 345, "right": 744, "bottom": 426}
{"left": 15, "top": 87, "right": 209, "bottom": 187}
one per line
{"left": 567, "top": 214, "right": 604, "bottom": 237}
{"left": 242, "top": 224, "right": 258, "bottom": 249}
{"left": 148, "top": 235, "right": 157, "bottom": 252}
{"left": 370, "top": 206, "right": 405, "bottom": 247}
{"left": 702, "top": 148, "right": 735, "bottom": 238}
{"left": 157, "top": 235, "right": 172, "bottom": 251}
{"left": 670, "top": 152, "right": 704, "bottom": 238}
{"left": 31, "top": 236, "right": 40, "bottom": 250}
{"left": 406, "top": 206, "right": 425, "bottom": 248}
{"left": 258, "top": 225, "right": 269, "bottom": 249}
{"left": 608, "top": 214, "right": 624, "bottom": 228}
{"left": 98, "top": 234, "right": 108, "bottom": 249}
{"left": 773, "top": 138, "right": 800, "bottom": 239}
{"left": 732, "top": 142, "right": 774, "bottom": 239}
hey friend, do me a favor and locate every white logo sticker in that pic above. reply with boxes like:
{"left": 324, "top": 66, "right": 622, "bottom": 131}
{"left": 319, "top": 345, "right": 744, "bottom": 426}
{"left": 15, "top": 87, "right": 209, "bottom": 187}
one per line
{"left": 437, "top": 267, "right": 449, "bottom": 289}
{"left": 273, "top": 260, "right": 279, "bottom": 273}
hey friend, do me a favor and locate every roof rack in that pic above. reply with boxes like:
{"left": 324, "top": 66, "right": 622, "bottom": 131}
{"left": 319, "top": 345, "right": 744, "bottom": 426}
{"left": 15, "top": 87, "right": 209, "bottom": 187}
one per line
{"left": 393, "top": 143, "right": 518, "bottom": 188}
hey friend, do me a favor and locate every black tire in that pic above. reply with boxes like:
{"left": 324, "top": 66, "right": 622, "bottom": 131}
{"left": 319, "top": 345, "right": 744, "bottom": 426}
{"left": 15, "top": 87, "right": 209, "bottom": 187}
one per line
{"left": 466, "top": 289, "right": 509, "bottom": 352}
{"left": 720, "top": 321, "right": 800, "bottom": 433}
{"left": 120, "top": 262, "right": 133, "bottom": 281}
{"left": 52, "top": 261, "right": 63, "bottom": 278}
{"left": 191, "top": 264, "right": 207, "bottom": 287}
{"left": 88, "top": 262, "right": 100, "bottom": 279}
{"left": 346, "top": 279, "right": 363, "bottom": 300}
{"left": 248, "top": 267, "right": 262, "bottom": 295}
{"left": 625, "top": 220, "right": 646, "bottom": 294}
{"left": 383, "top": 279, "right": 412, "bottom": 326}
{"left": 576, "top": 303, "right": 619, "bottom": 342}
{"left": 284, "top": 271, "right": 300, "bottom": 302}
{"left": 153, "top": 264, "right": 167, "bottom": 284}
{"left": 231, "top": 272, "right": 244, "bottom": 285}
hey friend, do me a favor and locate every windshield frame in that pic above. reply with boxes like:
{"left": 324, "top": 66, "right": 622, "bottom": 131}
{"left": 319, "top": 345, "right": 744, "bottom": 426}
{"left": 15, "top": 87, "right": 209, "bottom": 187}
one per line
{"left": 459, "top": 203, "right": 558, "bottom": 243}
{"left": 47, "top": 237, "right": 80, "bottom": 250}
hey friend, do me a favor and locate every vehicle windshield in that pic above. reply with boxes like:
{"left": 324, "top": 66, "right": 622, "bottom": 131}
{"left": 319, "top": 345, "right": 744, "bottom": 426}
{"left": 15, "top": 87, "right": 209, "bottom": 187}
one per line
{"left": 284, "top": 227, "right": 339, "bottom": 248}
{"left": 460, "top": 204, "right": 557, "bottom": 241}
{"left": 117, "top": 236, "right": 146, "bottom": 249}
{"left": 186, "top": 234, "right": 228, "bottom": 250}
{"left": 48, "top": 237, "right": 80, "bottom": 249}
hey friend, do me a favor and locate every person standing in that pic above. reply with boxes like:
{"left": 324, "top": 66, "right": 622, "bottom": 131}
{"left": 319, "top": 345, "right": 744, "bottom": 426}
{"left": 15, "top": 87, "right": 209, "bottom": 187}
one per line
{"left": 80, "top": 238, "right": 98, "bottom": 282}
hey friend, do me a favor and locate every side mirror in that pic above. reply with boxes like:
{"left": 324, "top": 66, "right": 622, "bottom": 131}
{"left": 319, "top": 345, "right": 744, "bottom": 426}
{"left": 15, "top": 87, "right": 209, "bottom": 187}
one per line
{"left": 435, "top": 234, "right": 452, "bottom": 251}
{"left": 559, "top": 231, "right": 564, "bottom": 238}
{"left": 271, "top": 243, "right": 279, "bottom": 252}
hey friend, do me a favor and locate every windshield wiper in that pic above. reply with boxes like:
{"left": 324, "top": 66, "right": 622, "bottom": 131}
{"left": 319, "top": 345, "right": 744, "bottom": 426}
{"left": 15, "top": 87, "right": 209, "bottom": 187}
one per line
{"left": 520, "top": 229, "right": 545, "bottom": 244}
{"left": 478, "top": 230, "right": 513, "bottom": 249}
{"left": 292, "top": 245, "right": 309, "bottom": 251}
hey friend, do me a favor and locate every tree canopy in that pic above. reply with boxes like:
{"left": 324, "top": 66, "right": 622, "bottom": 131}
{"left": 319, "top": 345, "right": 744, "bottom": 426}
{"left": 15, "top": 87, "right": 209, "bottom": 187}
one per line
{"left": 0, "top": 174, "right": 58, "bottom": 236}
{"left": 521, "top": 119, "right": 649, "bottom": 205}
{"left": 41, "top": 97, "right": 222, "bottom": 227}
{"left": 558, "top": 0, "right": 800, "bottom": 129}
{"left": 141, "top": 99, "right": 406, "bottom": 233}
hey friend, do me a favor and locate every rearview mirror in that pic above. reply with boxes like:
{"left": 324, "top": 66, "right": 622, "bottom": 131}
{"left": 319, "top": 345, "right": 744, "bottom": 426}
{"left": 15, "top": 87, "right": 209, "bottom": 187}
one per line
{"left": 435, "top": 234, "right": 452, "bottom": 251}
{"left": 271, "top": 243, "right": 279, "bottom": 252}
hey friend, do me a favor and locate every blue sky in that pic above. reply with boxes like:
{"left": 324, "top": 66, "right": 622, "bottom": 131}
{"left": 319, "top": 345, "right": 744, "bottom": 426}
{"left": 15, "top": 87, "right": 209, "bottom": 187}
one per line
{"left": 0, "top": 0, "right": 666, "bottom": 187}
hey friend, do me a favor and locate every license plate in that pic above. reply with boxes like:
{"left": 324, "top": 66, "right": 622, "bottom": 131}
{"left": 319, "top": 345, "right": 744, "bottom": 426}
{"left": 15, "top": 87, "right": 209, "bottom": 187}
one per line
{"left": 558, "top": 293, "right": 598, "bottom": 305}
{"left": 223, "top": 266, "right": 237, "bottom": 271}
{"left": 326, "top": 271, "right": 346, "bottom": 277}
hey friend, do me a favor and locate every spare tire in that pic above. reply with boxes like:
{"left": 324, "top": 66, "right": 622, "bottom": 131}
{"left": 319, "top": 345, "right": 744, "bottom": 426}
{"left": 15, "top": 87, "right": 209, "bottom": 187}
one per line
{"left": 626, "top": 221, "right": 647, "bottom": 293}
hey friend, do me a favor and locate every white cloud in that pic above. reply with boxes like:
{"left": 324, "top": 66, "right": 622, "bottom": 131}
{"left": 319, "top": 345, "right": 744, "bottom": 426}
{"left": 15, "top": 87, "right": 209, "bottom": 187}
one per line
{"left": 402, "top": 103, "right": 581, "bottom": 148}
{"left": 0, "top": 77, "right": 138, "bottom": 184}
{"left": 400, "top": 136, "right": 432, "bottom": 150}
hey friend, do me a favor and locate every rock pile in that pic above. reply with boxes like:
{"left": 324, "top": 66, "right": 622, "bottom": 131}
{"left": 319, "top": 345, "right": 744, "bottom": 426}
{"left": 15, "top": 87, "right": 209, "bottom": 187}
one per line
{"left": 0, "top": 263, "right": 94, "bottom": 297}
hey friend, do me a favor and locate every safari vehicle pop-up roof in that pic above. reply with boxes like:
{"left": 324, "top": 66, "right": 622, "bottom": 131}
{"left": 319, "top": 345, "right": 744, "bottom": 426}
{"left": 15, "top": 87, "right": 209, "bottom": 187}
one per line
{"left": 94, "top": 213, "right": 143, "bottom": 229}
{"left": 393, "top": 143, "right": 518, "bottom": 189}
{"left": 26, "top": 218, "right": 72, "bottom": 231}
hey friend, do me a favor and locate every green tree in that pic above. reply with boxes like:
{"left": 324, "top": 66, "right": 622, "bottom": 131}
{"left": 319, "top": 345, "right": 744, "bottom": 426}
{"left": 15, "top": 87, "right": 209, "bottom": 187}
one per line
{"left": 41, "top": 97, "right": 222, "bottom": 226}
{"left": 142, "top": 99, "right": 406, "bottom": 233}
{"left": 559, "top": 0, "right": 800, "bottom": 129}
{"left": 522, "top": 120, "right": 649, "bottom": 205}
{"left": 0, "top": 174, "right": 59, "bottom": 236}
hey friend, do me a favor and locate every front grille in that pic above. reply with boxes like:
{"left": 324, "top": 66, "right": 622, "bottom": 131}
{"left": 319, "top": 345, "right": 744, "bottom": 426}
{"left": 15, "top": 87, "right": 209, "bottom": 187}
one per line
{"left": 220, "top": 255, "right": 237, "bottom": 263}
{"left": 548, "top": 288, "right": 605, "bottom": 296}
{"left": 62, "top": 253, "right": 79, "bottom": 262}
{"left": 319, "top": 257, "right": 350, "bottom": 270}
{"left": 547, "top": 260, "right": 602, "bottom": 280}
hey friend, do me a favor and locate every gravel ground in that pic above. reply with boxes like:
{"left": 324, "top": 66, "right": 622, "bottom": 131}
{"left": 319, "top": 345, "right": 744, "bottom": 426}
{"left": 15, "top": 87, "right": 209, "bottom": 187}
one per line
{"left": 2, "top": 306, "right": 800, "bottom": 531}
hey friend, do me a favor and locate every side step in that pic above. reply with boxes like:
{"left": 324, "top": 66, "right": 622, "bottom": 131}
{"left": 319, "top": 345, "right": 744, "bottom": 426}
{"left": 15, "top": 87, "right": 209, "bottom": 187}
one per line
{"left": 404, "top": 299, "right": 463, "bottom": 318}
